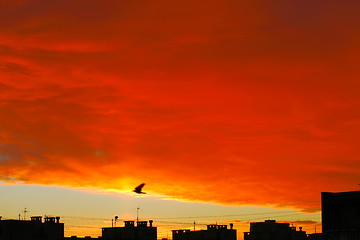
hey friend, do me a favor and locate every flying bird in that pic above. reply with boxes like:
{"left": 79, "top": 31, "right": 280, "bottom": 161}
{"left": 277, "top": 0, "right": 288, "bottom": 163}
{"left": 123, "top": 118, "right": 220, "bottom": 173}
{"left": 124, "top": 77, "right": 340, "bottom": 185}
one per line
{"left": 133, "top": 183, "right": 146, "bottom": 194}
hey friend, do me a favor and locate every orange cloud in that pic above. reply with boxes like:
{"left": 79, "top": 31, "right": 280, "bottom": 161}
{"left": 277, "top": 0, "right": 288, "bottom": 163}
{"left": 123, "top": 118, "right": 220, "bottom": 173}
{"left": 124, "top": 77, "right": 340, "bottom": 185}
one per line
{"left": 1, "top": 0, "right": 360, "bottom": 212}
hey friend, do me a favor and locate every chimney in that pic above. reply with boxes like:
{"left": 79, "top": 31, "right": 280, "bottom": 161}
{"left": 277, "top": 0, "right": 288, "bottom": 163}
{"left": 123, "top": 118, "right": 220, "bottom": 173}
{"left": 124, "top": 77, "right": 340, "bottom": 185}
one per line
{"left": 56, "top": 217, "right": 60, "bottom": 223}
{"left": 299, "top": 227, "right": 302, "bottom": 231}
{"left": 230, "top": 223, "right": 233, "bottom": 229}
{"left": 149, "top": 220, "right": 153, "bottom": 227}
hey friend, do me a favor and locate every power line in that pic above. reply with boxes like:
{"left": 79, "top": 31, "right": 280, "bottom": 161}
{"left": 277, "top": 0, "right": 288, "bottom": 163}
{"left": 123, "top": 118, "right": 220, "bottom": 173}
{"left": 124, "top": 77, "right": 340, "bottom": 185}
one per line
{"left": 2, "top": 210, "right": 320, "bottom": 225}
{"left": 151, "top": 210, "right": 298, "bottom": 220}
{"left": 62, "top": 216, "right": 111, "bottom": 221}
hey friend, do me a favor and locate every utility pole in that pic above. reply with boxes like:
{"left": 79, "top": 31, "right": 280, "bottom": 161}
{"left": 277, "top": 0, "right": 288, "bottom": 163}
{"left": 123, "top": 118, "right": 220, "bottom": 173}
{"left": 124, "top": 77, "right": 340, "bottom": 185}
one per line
{"left": 194, "top": 221, "right": 196, "bottom": 231}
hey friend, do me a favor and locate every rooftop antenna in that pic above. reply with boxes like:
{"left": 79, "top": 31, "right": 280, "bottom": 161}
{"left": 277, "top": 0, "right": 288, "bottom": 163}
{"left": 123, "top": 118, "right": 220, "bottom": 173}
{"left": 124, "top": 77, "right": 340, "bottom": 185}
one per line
{"left": 23, "top": 208, "right": 28, "bottom": 220}
{"left": 137, "top": 208, "right": 140, "bottom": 223}
{"left": 114, "top": 216, "right": 118, "bottom": 227}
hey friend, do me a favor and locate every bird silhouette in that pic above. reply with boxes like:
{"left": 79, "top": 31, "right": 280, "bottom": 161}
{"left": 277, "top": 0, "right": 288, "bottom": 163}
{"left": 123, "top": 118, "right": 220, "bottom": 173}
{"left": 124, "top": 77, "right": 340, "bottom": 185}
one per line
{"left": 133, "top": 183, "right": 146, "bottom": 194}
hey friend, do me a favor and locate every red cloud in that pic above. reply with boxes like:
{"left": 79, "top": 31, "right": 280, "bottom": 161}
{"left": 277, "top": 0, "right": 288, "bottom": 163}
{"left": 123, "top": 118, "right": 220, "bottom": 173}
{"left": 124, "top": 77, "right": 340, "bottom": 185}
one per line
{"left": 0, "top": 0, "right": 360, "bottom": 212}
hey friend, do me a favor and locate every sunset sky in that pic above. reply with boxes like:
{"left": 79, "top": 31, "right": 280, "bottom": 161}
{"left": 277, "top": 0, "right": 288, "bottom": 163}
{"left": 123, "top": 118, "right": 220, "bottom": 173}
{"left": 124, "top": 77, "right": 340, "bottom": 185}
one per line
{"left": 0, "top": 0, "right": 359, "bottom": 238}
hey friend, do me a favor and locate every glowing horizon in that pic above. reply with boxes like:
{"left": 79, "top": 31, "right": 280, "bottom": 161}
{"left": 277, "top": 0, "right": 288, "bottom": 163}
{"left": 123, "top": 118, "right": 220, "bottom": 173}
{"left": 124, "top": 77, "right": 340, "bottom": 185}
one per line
{"left": 0, "top": 184, "right": 322, "bottom": 238}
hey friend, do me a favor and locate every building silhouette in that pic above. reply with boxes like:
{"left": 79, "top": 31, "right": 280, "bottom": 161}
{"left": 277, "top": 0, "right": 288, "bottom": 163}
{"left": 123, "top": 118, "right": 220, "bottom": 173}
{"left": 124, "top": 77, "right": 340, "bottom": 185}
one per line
{"left": 102, "top": 220, "right": 156, "bottom": 240}
{"left": 0, "top": 216, "right": 64, "bottom": 240}
{"left": 172, "top": 223, "right": 236, "bottom": 240}
{"left": 243, "top": 220, "right": 307, "bottom": 240}
{"left": 307, "top": 233, "right": 324, "bottom": 240}
{"left": 321, "top": 191, "right": 360, "bottom": 240}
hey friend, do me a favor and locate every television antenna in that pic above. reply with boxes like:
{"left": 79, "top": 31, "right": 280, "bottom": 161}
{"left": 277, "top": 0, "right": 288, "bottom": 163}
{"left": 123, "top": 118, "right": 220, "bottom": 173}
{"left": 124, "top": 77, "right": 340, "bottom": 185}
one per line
{"left": 21, "top": 208, "right": 29, "bottom": 220}
{"left": 137, "top": 208, "right": 140, "bottom": 223}
{"left": 114, "top": 216, "right": 118, "bottom": 227}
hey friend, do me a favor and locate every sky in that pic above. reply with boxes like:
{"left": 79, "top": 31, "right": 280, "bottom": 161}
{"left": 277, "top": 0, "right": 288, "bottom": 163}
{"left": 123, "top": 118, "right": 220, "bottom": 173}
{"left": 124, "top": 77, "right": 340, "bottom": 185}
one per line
{"left": 0, "top": 0, "right": 359, "bottom": 238}
{"left": 0, "top": 184, "right": 321, "bottom": 238}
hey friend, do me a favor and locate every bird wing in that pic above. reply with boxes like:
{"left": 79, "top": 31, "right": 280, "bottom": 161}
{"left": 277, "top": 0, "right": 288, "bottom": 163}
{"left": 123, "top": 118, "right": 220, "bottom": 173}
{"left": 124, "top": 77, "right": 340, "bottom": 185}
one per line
{"left": 134, "top": 183, "right": 145, "bottom": 192}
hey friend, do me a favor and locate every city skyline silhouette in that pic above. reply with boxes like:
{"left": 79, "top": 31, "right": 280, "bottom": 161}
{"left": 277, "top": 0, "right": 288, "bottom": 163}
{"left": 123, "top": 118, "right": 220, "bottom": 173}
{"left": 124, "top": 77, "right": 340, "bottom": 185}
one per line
{"left": 0, "top": 184, "right": 324, "bottom": 238}
{"left": 2, "top": 190, "right": 359, "bottom": 239}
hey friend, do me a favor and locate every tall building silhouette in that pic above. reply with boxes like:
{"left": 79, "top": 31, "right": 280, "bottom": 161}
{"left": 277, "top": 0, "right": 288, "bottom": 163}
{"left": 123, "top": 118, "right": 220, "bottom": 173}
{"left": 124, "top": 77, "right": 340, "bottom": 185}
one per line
{"left": 321, "top": 191, "right": 360, "bottom": 240}
{"left": 102, "top": 220, "right": 156, "bottom": 240}
{"left": 0, "top": 216, "right": 64, "bottom": 240}
{"left": 172, "top": 223, "right": 236, "bottom": 240}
